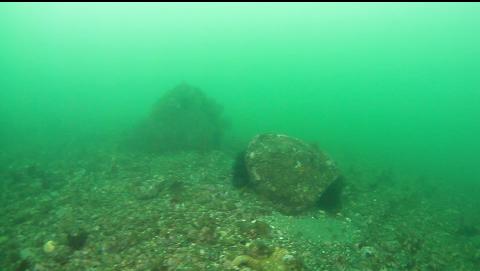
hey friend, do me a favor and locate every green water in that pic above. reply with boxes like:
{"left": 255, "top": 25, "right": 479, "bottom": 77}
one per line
{"left": 2, "top": 3, "right": 479, "bottom": 181}
{"left": 1, "top": 3, "right": 480, "bottom": 270}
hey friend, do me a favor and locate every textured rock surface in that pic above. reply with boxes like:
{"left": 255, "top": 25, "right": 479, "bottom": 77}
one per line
{"left": 245, "top": 133, "right": 340, "bottom": 214}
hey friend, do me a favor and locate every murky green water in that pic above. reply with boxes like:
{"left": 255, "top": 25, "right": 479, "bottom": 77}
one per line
{"left": 2, "top": 3, "right": 479, "bottom": 181}
{"left": 1, "top": 3, "right": 479, "bottom": 270}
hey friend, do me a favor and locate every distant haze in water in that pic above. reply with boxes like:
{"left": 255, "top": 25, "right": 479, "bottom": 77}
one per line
{"left": 1, "top": 3, "right": 479, "bottom": 183}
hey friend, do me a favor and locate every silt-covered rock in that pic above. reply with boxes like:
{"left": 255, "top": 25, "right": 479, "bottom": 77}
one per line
{"left": 244, "top": 133, "right": 339, "bottom": 214}
{"left": 129, "top": 83, "right": 227, "bottom": 153}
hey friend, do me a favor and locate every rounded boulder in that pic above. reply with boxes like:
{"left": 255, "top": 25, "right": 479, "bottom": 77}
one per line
{"left": 245, "top": 133, "right": 340, "bottom": 214}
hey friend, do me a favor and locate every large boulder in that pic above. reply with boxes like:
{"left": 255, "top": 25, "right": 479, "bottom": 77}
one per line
{"left": 244, "top": 133, "right": 340, "bottom": 214}
{"left": 130, "top": 83, "right": 227, "bottom": 153}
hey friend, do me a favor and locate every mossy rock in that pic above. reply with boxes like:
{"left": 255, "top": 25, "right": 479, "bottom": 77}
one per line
{"left": 244, "top": 133, "right": 339, "bottom": 214}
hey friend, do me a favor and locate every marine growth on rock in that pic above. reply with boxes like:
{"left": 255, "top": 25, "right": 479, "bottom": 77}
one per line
{"left": 243, "top": 133, "right": 341, "bottom": 214}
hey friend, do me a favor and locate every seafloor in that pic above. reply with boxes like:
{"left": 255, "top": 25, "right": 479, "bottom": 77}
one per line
{"left": 1, "top": 148, "right": 479, "bottom": 270}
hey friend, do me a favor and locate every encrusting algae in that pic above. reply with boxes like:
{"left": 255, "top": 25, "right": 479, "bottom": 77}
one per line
{"left": 231, "top": 247, "right": 303, "bottom": 271}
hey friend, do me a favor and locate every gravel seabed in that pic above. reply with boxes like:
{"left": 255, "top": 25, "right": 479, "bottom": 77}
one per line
{"left": 1, "top": 149, "right": 479, "bottom": 270}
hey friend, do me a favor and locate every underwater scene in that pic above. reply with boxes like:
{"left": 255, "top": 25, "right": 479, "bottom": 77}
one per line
{"left": 1, "top": 3, "right": 480, "bottom": 271}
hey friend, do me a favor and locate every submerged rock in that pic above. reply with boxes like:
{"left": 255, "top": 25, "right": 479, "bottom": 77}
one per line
{"left": 128, "top": 83, "right": 227, "bottom": 153}
{"left": 231, "top": 246, "right": 304, "bottom": 271}
{"left": 244, "top": 133, "right": 340, "bottom": 214}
